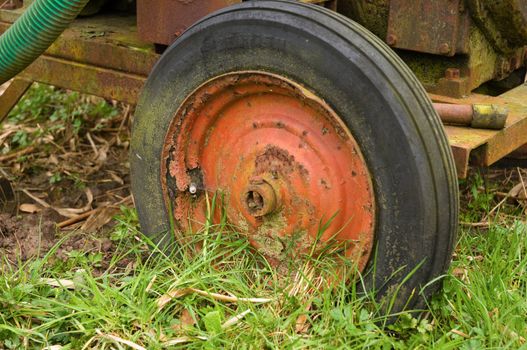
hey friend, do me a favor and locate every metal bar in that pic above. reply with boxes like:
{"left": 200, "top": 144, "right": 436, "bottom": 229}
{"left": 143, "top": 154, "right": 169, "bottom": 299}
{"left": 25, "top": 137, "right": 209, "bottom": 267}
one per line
{"left": 434, "top": 102, "right": 508, "bottom": 129}
{"left": 434, "top": 103, "right": 473, "bottom": 126}
{"left": 0, "top": 78, "right": 32, "bottom": 124}
{"left": 21, "top": 55, "right": 146, "bottom": 104}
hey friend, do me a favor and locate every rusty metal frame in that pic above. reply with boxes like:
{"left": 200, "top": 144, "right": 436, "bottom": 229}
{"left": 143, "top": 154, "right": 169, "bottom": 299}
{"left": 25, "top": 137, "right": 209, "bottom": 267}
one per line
{"left": 432, "top": 84, "right": 527, "bottom": 178}
{"left": 1, "top": 8, "right": 527, "bottom": 179}
{"left": 0, "top": 11, "right": 158, "bottom": 106}
{"left": 0, "top": 78, "right": 31, "bottom": 123}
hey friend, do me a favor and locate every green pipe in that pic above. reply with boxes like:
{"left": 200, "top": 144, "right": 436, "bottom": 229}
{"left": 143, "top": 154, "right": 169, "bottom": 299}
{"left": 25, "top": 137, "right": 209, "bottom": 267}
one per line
{"left": 0, "top": 0, "right": 89, "bottom": 85}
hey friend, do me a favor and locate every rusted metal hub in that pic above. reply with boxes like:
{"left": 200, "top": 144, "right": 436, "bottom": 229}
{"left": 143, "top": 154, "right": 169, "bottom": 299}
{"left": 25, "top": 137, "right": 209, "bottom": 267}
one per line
{"left": 243, "top": 177, "right": 279, "bottom": 217}
{"left": 161, "top": 71, "right": 375, "bottom": 272}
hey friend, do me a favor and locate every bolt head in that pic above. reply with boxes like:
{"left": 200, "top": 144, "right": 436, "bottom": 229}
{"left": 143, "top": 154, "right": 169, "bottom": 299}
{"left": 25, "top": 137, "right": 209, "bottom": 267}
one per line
{"left": 386, "top": 34, "right": 397, "bottom": 46}
{"left": 445, "top": 68, "right": 460, "bottom": 80}
{"left": 439, "top": 43, "right": 451, "bottom": 55}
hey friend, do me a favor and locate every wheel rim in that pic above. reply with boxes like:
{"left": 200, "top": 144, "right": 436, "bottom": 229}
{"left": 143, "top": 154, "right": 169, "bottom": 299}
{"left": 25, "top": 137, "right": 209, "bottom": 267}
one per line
{"left": 161, "top": 71, "right": 375, "bottom": 272}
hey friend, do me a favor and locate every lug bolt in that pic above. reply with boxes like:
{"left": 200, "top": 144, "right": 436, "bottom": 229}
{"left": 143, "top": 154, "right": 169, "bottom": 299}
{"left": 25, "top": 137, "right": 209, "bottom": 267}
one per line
{"left": 445, "top": 68, "right": 460, "bottom": 80}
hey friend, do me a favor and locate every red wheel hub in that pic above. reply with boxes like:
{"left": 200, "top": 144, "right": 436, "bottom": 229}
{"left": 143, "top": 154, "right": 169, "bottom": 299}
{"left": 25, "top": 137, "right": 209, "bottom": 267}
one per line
{"left": 161, "top": 72, "right": 375, "bottom": 271}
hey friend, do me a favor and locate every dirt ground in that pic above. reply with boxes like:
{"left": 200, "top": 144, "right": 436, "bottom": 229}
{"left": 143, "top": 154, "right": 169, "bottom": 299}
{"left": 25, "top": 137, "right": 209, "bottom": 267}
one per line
{"left": 0, "top": 86, "right": 132, "bottom": 267}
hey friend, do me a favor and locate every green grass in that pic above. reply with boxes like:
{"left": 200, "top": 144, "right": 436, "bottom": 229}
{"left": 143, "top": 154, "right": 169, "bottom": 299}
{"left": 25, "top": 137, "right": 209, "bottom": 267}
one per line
{"left": 1, "top": 85, "right": 526, "bottom": 349}
{"left": 1, "top": 190, "right": 526, "bottom": 349}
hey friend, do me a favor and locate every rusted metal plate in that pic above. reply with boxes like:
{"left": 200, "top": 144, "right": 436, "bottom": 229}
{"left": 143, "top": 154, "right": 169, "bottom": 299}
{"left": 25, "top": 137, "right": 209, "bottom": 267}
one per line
{"left": 387, "top": 0, "right": 462, "bottom": 56}
{"left": 161, "top": 72, "right": 375, "bottom": 272}
{"left": 431, "top": 83, "right": 527, "bottom": 178}
{"left": 137, "top": 0, "right": 241, "bottom": 46}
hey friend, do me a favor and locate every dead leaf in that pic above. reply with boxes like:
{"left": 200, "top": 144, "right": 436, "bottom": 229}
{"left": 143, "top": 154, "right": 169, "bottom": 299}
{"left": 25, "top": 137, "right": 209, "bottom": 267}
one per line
{"left": 21, "top": 188, "right": 93, "bottom": 218}
{"left": 96, "top": 143, "right": 109, "bottom": 164}
{"left": 19, "top": 203, "right": 41, "bottom": 214}
{"left": 163, "top": 337, "right": 194, "bottom": 346}
{"left": 40, "top": 278, "right": 76, "bottom": 290}
{"left": 508, "top": 183, "right": 527, "bottom": 200}
{"left": 295, "top": 314, "right": 310, "bottom": 334}
{"left": 452, "top": 267, "right": 467, "bottom": 279}
{"left": 42, "top": 346, "right": 63, "bottom": 350}
{"left": 95, "top": 329, "right": 146, "bottom": 350}
{"left": 81, "top": 207, "right": 119, "bottom": 232}
{"left": 163, "top": 336, "right": 207, "bottom": 346}
{"left": 172, "top": 309, "right": 196, "bottom": 332}
{"left": 467, "top": 255, "right": 483, "bottom": 262}
{"left": 157, "top": 288, "right": 193, "bottom": 310}
{"left": 108, "top": 171, "right": 124, "bottom": 185}
{"left": 295, "top": 302, "right": 312, "bottom": 334}
{"left": 145, "top": 275, "right": 157, "bottom": 293}
{"left": 48, "top": 154, "right": 59, "bottom": 165}
{"left": 157, "top": 287, "right": 272, "bottom": 310}
{"left": 451, "top": 329, "right": 470, "bottom": 338}
{"left": 222, "top": 309, "right": 251, "bottom": 329}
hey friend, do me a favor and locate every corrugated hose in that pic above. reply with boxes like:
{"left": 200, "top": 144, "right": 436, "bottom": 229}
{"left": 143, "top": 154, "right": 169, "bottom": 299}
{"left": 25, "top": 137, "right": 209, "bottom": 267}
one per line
{"left": 0, "top": 0, "right": 89, "bottom": 84}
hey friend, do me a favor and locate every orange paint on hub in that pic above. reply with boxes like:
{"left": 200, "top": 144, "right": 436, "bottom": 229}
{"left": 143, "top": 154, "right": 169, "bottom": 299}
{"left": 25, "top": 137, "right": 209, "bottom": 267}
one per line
{"left": 161, "top": 72, "right": 375, "bottom": 272}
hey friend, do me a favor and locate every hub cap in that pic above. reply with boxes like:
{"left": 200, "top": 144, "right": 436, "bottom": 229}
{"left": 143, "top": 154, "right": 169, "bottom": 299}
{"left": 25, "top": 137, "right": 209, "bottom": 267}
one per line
{"left": 161, "top": 72, "right": 375, "bottom": 272}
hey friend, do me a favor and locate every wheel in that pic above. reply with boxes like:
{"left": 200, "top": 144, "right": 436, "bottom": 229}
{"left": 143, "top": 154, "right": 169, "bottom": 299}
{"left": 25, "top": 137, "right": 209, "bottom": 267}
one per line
{"left": 131, "top": 0, "right": 458, "bottom": 311}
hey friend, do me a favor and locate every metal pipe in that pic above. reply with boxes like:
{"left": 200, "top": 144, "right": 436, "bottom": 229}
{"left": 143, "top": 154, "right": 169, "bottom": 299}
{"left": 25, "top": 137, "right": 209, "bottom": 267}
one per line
{"left": 433, "top": 103, "right": 509, "bottom": 130}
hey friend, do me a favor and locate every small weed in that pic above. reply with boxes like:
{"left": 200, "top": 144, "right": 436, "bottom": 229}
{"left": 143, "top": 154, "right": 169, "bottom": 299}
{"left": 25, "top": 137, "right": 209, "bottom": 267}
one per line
{"left": 48, "top": 172, "right": 62, "bottom": 185}
{"left": 3, "top": 83, "right": 119, "bottom": 152}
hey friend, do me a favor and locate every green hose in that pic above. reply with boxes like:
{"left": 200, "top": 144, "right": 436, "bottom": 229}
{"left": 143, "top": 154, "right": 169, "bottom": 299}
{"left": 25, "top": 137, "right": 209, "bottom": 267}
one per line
{"left": 0, "top": 0, "right": 90, "bottom": 84}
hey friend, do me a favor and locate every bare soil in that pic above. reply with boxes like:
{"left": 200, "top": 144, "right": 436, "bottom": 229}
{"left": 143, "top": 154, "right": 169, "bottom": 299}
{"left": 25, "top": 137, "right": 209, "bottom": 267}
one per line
{"left": 0, "top": 90, "right": 132, "bottom": 266}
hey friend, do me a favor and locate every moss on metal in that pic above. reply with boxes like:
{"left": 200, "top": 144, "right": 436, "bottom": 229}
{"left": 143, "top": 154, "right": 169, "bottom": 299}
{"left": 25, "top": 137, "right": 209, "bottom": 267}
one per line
{"left": 337, "top": 0, "right": 390, "bottom": 39}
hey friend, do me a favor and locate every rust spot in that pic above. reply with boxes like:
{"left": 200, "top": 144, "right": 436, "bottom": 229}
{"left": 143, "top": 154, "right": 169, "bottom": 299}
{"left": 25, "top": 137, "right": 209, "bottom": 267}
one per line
{"left": 160, "top": 71, "right": 376, "bottom": 276}
{"left": 255, "top": 145, "right": 297, "bottom": 176}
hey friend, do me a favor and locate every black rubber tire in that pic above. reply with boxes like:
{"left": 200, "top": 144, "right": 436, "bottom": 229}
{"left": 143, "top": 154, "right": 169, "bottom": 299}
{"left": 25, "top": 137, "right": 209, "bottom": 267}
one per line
{"left": 131, "top": 0, "right": 459, "bottom": 312}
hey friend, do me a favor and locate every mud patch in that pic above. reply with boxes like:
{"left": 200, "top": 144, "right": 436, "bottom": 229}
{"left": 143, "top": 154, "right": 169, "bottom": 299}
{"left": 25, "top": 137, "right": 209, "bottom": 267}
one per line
{"left": 0, "top": 210, "right": 118, "bottom": 270}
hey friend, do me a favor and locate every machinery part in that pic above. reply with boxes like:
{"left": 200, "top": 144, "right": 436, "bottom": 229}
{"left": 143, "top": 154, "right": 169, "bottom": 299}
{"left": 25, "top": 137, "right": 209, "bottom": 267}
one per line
{"left": 434, "top": 103, "right": 509, "bottom": 129}
{"left": 134, "top": 0, "right": 459, "bottom": 311}
{"left": 471, "top": 104, "right": 509, "bottom": 129}
{"left": 0, "top": 78, "right": 32, "bottom": 124}
{"left": 137, "top": 0, "right": 240, "bottom": 46}
{"left": 79, "top": 0, "right": 106, "bottom": 16}
{"left": 161, "top": 71, "right": 376, "bottom": 271}
{"left": 386, "top": 0, "right": 468, "bottom": 56}
{"left": 0, "top": 0, "right": 90, "bottom": 84}
{"left": 339, "top": 0, "right": 527, "bottom": 98}
{"left": 466, "top": 0, "right": 527, "bottom": 54}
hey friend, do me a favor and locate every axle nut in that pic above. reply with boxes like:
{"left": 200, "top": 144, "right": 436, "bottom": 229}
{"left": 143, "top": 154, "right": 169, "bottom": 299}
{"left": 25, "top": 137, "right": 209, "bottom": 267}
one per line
{"left": 243, "top": 181, "right": 278, "bottom": 217}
